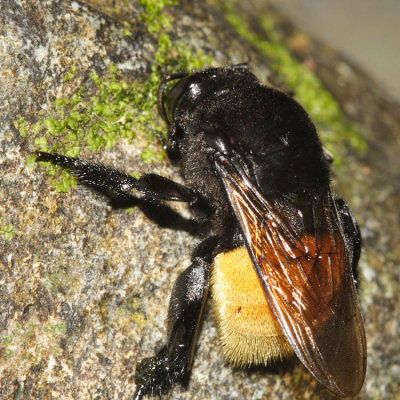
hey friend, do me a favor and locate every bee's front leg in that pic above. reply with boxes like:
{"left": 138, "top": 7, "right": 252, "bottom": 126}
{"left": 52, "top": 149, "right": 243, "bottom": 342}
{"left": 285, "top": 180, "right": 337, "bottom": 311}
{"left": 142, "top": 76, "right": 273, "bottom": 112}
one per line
{"left": 36, "top": 152, "right": 214, "bottom": 225}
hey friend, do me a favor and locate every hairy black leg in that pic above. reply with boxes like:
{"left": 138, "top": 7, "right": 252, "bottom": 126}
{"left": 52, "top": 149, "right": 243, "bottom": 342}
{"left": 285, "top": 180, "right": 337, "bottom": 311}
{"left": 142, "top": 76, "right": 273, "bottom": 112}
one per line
{"left": 36, "top": 152, "right": 214, "bottom": 215}
{"left": 134, "top": 237, "right": 218, "bottom": 399}
{"left": 335, "top": 198, "right": 362, "bottom": 283}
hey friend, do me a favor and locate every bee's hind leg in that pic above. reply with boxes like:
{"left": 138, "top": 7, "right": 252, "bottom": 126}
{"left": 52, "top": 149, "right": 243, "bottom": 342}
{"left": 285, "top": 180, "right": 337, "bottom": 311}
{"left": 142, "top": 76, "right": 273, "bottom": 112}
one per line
{"left": 134, "top": 237, "right": 218, "bottom": 399}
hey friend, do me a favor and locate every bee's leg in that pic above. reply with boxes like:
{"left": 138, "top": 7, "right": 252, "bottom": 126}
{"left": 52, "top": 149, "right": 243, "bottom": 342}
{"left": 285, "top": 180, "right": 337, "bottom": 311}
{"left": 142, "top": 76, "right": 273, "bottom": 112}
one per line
{"left": 134, "top": 237, "right": 218, "bottom": 399}
{"left": 335, "top": 198, "right": 361, "bottom": 283}
{"left": 35, "top": 152, "right": 214, "bottom": 216}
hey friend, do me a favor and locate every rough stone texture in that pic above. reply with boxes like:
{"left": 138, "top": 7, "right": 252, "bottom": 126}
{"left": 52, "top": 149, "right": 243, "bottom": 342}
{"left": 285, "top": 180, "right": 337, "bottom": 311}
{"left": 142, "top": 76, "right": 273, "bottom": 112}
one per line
{"left": 1, "top": 1, "right": 399, "bottom": 400}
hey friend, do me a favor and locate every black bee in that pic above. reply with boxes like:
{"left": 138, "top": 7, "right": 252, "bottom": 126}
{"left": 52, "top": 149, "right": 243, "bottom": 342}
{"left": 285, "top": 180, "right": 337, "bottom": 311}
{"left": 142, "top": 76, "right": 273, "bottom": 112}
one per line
{"left": 37, "top": 64, "right": 366, "bottom": 398}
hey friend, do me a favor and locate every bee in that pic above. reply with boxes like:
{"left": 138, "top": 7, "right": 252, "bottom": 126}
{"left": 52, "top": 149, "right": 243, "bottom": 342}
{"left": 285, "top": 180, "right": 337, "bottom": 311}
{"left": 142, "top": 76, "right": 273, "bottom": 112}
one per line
{"left": 36, "top": 64, "right": 366, "bottom": 398}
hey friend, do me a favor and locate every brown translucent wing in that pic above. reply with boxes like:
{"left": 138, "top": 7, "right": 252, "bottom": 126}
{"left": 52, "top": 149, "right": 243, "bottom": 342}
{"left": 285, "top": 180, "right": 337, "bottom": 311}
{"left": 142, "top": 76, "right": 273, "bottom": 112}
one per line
{"left": 214, "top": 156, "right": 367, "bottom": 397}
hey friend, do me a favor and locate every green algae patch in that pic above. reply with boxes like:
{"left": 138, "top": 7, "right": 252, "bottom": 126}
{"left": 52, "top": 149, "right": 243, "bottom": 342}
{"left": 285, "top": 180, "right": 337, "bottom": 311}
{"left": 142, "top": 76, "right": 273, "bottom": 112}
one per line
{"left": 99, "top": 293, "right": 148, "bottom": 331}
{"left": 45, "top": 263, "right": 81, "bottom": 296}
{"left": 0, "top": 316, "right": 66, "bottom": 370}
{"left": 221, "top": 2, "right": 367, "bottom": 164}
{"left": 0, "top": 219, "right": 15, "bottom": 241}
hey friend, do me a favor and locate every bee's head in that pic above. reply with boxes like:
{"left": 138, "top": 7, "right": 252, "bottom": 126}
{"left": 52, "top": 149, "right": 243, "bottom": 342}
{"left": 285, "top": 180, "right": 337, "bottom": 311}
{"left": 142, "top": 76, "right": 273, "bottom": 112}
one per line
{"left": 157, "top": 65, "right": 253, "bottom": 125}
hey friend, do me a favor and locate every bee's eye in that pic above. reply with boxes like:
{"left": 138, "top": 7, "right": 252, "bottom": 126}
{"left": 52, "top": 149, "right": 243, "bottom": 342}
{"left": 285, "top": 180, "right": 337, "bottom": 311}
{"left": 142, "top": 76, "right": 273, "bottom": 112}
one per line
{"left": 164, "top": 79, "right": 190, "bottom": 123}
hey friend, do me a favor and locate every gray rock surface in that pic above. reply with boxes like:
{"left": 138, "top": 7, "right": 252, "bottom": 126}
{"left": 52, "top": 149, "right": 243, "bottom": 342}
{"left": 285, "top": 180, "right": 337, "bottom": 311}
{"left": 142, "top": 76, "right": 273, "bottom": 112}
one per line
{"left": 1, "top": 1, "right": 399, "bottom": 399}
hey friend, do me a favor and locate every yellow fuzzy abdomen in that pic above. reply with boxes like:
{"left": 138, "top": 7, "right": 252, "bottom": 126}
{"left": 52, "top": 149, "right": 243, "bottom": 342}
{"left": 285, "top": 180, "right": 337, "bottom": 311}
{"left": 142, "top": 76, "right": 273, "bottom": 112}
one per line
{"left": 211, "top": 246, "right": 294, "bottom": 367}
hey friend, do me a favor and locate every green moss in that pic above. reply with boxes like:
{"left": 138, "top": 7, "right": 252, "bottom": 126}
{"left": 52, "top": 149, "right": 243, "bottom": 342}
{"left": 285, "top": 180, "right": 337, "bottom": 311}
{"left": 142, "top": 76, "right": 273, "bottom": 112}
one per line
{"left": 139, "top": 0, "right": 178, "bottom": 34}
{"left": 222, "top": 2, "right": 367, "bottom": 164}
{"left": 14, "top": 115, "right": 29, "bottom": 137}
{"left": 63, "top": 64, "right": 78, "bottom": 82}
{"left": 16, "top": 0, "right": 213, "bottom": 191}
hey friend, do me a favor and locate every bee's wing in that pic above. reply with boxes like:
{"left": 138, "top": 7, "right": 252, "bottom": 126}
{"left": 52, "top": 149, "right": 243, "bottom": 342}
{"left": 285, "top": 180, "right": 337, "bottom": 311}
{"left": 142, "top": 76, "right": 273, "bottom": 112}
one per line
{"left": 214, "top": 156, "right": 366, "bottom": 397}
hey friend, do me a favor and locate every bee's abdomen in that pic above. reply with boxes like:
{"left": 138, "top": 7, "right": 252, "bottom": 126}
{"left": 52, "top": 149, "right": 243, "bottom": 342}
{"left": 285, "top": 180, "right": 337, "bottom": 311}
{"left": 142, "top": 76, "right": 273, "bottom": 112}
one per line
{"left": 211, "top": 246, "right": 294, "bottom": 367}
